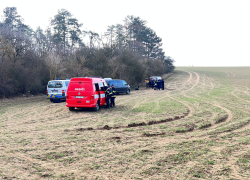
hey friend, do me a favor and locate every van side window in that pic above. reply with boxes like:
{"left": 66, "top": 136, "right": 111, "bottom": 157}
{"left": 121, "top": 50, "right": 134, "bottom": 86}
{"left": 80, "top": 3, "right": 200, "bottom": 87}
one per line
{"left": 109, "top": 81, "right": 117, "bottom": 86}
{"left": 94, "top": 83, "right": 99, "bottom": 92}
{"left": 117, "top": 80, "right": 123, "bottom": 87}
{"left": 98, "top": 82, "right": 104, "bottom": 91}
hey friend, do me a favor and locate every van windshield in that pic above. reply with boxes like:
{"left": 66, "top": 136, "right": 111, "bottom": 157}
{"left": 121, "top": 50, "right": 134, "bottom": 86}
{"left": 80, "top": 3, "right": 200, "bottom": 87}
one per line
{"left": 48, "top": 81, "right": 63, "bottom": 88}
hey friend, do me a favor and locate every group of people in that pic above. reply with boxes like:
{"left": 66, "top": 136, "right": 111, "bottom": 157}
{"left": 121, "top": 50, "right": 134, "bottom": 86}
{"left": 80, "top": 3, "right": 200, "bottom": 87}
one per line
{"left": 105, "top": 84, "right": 116, "bottom": 108}
{"left": 145, "top": 78, "right": 164, "bottom": 90}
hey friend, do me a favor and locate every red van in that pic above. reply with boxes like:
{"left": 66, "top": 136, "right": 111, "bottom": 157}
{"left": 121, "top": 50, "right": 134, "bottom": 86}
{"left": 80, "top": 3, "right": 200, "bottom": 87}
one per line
{"left": 66, "top": 77, "right": 108, "bottom": 111}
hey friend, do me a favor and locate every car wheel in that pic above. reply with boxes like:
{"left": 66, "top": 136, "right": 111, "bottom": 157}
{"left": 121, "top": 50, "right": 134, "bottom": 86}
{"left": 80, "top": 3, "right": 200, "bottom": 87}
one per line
{"left": 69, "top": 107, "right": 74, "bottom": 111}
{"left": 126, "top": 89, "right": 130, "bottom": 94}
{"left": 94, "top": 102, "right": 100, "bottom": 111}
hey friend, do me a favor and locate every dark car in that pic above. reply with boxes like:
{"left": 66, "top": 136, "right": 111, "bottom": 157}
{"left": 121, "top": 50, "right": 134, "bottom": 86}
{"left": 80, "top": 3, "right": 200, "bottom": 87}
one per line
{"left": 105, "top": 79, "right": 130, "bottom": 94}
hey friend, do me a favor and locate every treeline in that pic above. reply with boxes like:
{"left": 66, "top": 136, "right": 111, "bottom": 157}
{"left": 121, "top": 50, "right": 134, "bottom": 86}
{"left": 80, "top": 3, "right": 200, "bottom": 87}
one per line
{"left": 0, "top": 7, "right": 175, "bottom": 98}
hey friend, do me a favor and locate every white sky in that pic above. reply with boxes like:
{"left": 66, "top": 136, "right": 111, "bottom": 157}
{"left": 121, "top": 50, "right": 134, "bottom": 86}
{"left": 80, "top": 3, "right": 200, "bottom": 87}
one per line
{"left": 1, "top": 0, "right": 250, "bottom": 66}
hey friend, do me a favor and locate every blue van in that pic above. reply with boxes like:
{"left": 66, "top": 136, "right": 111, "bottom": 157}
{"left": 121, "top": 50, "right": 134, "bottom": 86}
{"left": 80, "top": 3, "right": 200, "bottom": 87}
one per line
{"left": 105, "top": 79, "right": 130, "bottom": 94}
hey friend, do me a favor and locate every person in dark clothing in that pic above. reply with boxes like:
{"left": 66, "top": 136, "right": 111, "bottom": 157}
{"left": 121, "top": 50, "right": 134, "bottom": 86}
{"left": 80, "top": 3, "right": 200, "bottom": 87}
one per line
{"left": 157, "top": 79, "right": 161, "bottom": 90}
{"left": 161, "top": 79, "right": 164, "bottom": 90}
{"left": 111, "top": 84, "right": 116, "bottom": 107}
{"left": 105, "top": 86, "right": 112, "bottom": 108}
{"left": 151, "top": 79, "right": 154, "bottom": 89}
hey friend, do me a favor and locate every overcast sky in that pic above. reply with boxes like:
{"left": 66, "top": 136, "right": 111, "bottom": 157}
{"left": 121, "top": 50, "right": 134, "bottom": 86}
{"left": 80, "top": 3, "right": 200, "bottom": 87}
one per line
{"left": 1, "top": 0, "right": 250, "bottom": 66}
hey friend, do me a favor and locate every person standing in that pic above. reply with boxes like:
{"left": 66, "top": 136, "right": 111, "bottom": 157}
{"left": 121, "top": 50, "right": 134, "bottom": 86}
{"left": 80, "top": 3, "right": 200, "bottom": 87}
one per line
{"left": 111, "top": 84, "right": 116, "bottom": 107}
{"left": 157, "top": 79, "right": 161, "bottom": 90}
{"left": 151, "top": 79, "right": 154, "bottom": 89}
{"left": 105, "top": 86, "right": 112, "bottom": 108}
{"left": 161, "top": 79, "right": 164, "bottom": 90}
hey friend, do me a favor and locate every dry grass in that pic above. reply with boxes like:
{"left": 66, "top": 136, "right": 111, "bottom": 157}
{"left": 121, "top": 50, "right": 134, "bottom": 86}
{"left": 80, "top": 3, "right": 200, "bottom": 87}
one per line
{"left": 1, "top": 67, "right": 250, "bottom": 179}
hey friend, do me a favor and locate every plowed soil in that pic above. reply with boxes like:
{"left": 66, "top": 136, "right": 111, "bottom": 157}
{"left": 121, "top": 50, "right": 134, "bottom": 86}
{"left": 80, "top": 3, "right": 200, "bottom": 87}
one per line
{"left": 1, "top": 67, "right": 250, "bottom": 179}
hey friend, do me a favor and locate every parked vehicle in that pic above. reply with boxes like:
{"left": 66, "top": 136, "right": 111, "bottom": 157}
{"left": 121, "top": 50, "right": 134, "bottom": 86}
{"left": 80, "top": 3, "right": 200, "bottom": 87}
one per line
{"left": 105, "top": 79, "right": 130, "bottom": 94}
{"left": 47, "top": 79, "right": 70, "bottom": 103}
{"left": 104, "top": 78, "right": 112, "bottom": 81}
{"left": 149, "top": 76, "right": 162, "bottom": 81}
{"left": 149, "top": 76, "right": 162, "bottom": 88}
{"left": 66, "top": 77, "right": 108, "bottom": 111}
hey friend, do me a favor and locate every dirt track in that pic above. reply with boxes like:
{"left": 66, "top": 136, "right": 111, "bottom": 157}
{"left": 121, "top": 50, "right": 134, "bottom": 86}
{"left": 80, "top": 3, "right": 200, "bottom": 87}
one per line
{"left": 1, "top": 67, "right": 250, "bottom": 179}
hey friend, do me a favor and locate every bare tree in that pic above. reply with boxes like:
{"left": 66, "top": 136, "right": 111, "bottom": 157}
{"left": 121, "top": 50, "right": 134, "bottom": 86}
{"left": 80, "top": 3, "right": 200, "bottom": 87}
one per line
{"left": 45, "top": 52, "right": 63, "bottom": 80}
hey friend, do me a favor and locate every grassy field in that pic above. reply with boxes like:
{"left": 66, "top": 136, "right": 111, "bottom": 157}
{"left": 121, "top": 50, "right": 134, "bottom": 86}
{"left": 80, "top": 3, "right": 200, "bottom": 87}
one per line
{"left": 1, "top": 67, "right": 250, "bottom": 179}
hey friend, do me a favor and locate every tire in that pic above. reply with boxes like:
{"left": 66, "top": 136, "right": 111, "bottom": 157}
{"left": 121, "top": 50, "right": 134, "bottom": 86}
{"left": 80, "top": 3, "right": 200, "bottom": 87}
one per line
{"left": 126, "top": 89, "right": 130, "bottom": 95}
{"left": 69, "top": 107, "right": 74, "bottom": 111}
{"left": 94, "top": 102, "right": 100, "bottom": 111}
{"left": 50, "top": 99, "right": 53, "bottom": 102}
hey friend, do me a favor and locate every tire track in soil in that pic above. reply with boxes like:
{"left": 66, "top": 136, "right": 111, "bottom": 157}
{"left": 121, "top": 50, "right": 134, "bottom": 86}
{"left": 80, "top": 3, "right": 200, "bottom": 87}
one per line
{"left": 66, "top": 72, "right": 195, "bottom": 133}
{"left": 175, "top": 70, "right": 193, "bottom": 91}
{"left": 168, "top": 70, "right": 234, "bottom": 135}
{"left": 204, "top": 75, "right": 216, "bottom": 96}
{"left": 165, "top": 70, "right": 193, "bottom": 92}
{"left": 231, "top": 87, "right": 250, "bottom": 103}
{"left": 66, "top": 110, "right": 189, "bottom": 132}
{"left": 170, "top": 70, "right": 200, "bottom": 93}
{"left": 166, "top": 74, "right": 183, "bottom": 90}
{"left": 228, "top": 71, "right": 236, "bottom": 77}
{"left": 166, "top": 94, "right": 194, "bottom": 118}
{"left": 211, "top": 103, "right": 233, "bottom": 126}
{"left": 62, "top": 70, "right": 234, "bottom": 148}
{"left": 223, "top": 71, "right": 230, "bottom": 77}
{"left": 64, "top": 70, "right": 231, "bottom": 139}
{"left": 222, "top": 71, "right": 236, "bottom": 78}
{"left": 179, "top": 71, "right": 250, "bottom": 136}
{"left": 195, "top": 75, "right": 215, "bottom": 95}
{"left": 183, "top": 71, "right": 200, "bottom": 92}
{"left": 181, "top": 91, "right": 234, "bottom": 131}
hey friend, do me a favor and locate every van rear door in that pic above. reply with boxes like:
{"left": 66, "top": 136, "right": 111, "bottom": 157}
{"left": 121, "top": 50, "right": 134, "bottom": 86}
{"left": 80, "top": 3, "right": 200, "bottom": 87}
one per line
{"left": 47, "top": 80, "right": 63, "bottom": 99}
{"left": 67, "top": 81, "right": 94, "bottom": 107}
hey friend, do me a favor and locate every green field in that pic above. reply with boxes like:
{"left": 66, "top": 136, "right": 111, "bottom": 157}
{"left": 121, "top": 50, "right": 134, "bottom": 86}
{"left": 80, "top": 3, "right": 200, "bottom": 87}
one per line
{"left": 1, "top": 67, "right": 250, "bottom": 179}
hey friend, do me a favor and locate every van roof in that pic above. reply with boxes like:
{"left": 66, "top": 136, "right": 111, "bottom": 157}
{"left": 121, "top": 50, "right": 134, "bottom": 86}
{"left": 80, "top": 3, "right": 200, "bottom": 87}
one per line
{"left": 70, "top": 77, "right": 105, "bottom": 83}
{"left": 49, "top": 80, "right": 70, "bottom": 81}
{"left": 108, "top": 79, "right": 124, "bottom": 81}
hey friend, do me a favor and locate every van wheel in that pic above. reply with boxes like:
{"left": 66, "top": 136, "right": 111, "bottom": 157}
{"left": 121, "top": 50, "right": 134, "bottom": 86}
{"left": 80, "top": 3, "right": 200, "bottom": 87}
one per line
{"left": 94, "top": 102, "right": 100, "bottom": 111}
{"left": 126, "top": 89, "right": 130, "bottom": 94}
{"left": 69, "top": 107, "right": 74, "bottom": 111}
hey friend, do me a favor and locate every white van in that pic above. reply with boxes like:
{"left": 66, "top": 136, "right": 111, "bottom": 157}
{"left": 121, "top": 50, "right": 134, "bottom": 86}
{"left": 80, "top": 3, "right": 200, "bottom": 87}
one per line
{"left": 47, "top": 79, "right": 70, "bottom": 102}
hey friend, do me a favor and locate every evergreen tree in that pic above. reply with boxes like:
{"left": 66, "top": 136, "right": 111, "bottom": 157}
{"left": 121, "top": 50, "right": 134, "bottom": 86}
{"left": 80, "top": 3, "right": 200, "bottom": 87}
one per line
{"left": 2, "top": 7, "right": 22, "bottom": 29}
{"left": 50, "top": 9, "right": 83, "bottom": 53}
